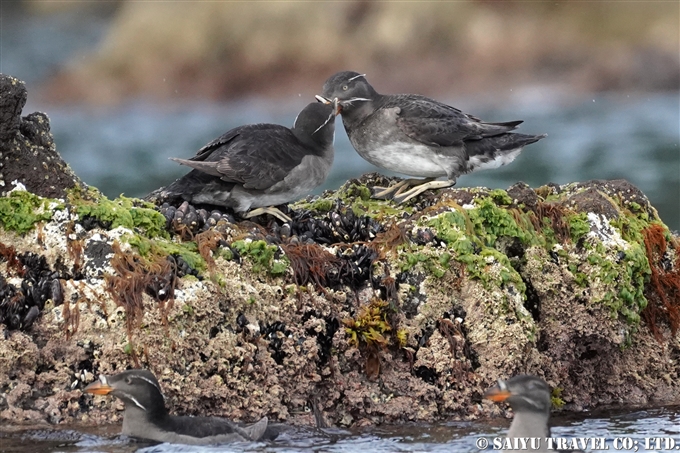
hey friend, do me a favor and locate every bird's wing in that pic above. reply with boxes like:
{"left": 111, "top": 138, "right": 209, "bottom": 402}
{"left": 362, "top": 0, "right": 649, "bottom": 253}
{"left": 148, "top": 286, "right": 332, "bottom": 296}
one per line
{"left": 167, "top": 415, "right": 244, "bottom": 438}
{"left": 177, "top": 416, "right": 268, "bottom": 439}
{"left": 172, "top": 125, "right": 308, "bottom": 191}
{"left": 189, "top": 127, "right": 244, "bottom": 162}
{"left": 213, "top": 129, "right": 309, "bottom": 190}
{"left": 386, "top": 94, "right": 522, "bottom": 147}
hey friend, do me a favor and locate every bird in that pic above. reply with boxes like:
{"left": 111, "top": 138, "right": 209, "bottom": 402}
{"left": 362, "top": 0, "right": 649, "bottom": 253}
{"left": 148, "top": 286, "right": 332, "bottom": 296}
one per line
{"left": 484, "top": 375, "right": 583, "bottom": 453}
{"left": 318, "top": 71, "right": 546, "bottom": 204}
{"left": 83, "top": 369, "right": 282, "bottom": 445}
{"left": 162, "top": 100, "right": 338, "bottom": 223}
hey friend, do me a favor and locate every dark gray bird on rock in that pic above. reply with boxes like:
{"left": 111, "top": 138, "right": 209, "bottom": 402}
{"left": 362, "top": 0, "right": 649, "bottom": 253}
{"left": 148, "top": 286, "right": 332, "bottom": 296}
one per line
{"left": 84, "top": 369, "right": 282, "bottom": 445}
{"left": 163, "top": 100, "right": 338, "bottom": 223}
{"left": 485, "top": 375, "right": 583, "bottom": 453}
{"left": 318, "top": 71, "right": 546, "bottom": 203}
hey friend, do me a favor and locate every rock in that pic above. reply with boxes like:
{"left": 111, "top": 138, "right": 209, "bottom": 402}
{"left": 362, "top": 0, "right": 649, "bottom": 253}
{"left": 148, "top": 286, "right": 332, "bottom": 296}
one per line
{"left": 0, "top": 74, "right": 84, "bottom": 199}
{"left": 41, "top": 4, "right": 680, "bottom": 104}
{"left": 1, "top": 80, "right": 680, "bottom": 428}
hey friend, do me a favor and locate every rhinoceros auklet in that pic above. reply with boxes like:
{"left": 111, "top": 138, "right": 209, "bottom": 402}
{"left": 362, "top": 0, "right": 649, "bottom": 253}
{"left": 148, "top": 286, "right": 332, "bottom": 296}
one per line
{"left": 319, "top": 71, "right": 545, "bottom": 203}
{"left": 163, "top": 99, "right": 338, "bottom": 223}
{"left": 485, "top": 375, "right": 583, "bottom": 453}
{"left": 84, "top": 369, "right": 281, "bottom": 445}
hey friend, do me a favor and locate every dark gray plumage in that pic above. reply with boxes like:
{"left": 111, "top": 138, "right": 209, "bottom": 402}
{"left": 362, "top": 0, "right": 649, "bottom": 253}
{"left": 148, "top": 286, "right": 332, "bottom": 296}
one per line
{"left": 161, "top": 101, "right": 337, "bottom": 222}
{"left": 320, "top": 71, "right": 546, "bottom": 203}
{"left": 83, "top": 369, "right": 282, "bottom": 445}
{"left": 485, "top": 375, "right": 583, "bottom": 453}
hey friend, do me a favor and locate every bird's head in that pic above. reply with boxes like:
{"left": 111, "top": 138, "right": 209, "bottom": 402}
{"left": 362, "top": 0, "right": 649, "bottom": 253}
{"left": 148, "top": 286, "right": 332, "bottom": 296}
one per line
{"left": 318, "top": 71, "right": 377, "bottom": 115}
{"left": 84, "top": 369, "right": 167, "bottom": 416}
{"left": 484, "top": 374, "right": 552, "bottom": 415}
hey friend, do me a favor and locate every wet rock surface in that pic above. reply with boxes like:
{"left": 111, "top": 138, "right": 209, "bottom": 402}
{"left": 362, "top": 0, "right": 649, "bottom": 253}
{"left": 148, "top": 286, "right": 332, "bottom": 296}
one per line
{"left": 1, "top": 97, "right": 680, "bottom": 429}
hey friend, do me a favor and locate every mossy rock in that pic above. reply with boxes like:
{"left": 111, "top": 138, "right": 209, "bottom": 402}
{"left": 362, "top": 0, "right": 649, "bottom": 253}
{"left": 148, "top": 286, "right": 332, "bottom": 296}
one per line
{"left": 1, "top": 175, "right": 680, "bottom": 428}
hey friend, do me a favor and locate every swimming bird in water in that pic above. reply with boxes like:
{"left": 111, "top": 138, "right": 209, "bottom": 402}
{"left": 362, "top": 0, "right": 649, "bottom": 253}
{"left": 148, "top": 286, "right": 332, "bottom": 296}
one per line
{"left": 83, "top": 369, "right": 281, "bottom": 445}
{"left": 485, "top": 375, "right": 583, "bottom": 453}
{"left": 162, "top": 100, "right": 338, "bottom": 223}
{"left": 318, "top": 71, "right": 546, "bottom": 203}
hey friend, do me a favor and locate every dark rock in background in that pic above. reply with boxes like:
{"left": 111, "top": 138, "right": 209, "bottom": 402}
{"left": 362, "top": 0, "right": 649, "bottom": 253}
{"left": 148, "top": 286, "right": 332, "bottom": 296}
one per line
{"left": 0, "top": 74, "right": 83, "bottom": 199}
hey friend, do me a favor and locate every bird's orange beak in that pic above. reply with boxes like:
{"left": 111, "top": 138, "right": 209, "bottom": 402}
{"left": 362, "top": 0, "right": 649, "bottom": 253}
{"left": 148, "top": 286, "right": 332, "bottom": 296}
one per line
{"left": 484, "top": 385, "right": 512, "bottom": 402}
{"left": 315, "top": 95, "right": 342, "bottom": 115}
{"left": 83, "top": 379, "right": 113, "bottom": 395}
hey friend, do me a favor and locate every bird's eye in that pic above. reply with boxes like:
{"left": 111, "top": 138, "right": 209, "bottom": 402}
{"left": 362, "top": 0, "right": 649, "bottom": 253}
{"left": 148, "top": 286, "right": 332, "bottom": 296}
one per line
{"left": 342, "top": 85, "right": 348, "bottom": 91}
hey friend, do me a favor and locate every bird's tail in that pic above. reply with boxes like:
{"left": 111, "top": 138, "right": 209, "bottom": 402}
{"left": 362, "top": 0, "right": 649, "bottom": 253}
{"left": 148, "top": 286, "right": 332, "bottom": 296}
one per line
{"left": 242, "top": 416, "right": 269, "bottom": 441}
{"left": 144, "top": 170, "right": 226, "bottom": 206}
{"left": 169, "top": 157, "right": 222, "bottom": 177}
{"left": 486, "top": 120, "right": 524, "bottom": 130}
{"left": 465, "top": 133, "right": 546, "bottom": 173}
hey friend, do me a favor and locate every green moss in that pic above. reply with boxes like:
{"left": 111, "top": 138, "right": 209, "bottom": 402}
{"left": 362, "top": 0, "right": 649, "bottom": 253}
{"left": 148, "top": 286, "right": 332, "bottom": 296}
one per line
{"left": 343, "top": 183, "right": 371, "bottom": 201}
{"left": 541, "top": 220, "right": 558, "bottom": 246}
{"left": 297, "top": 181, "right": 420, "bottom": 220}
{"left": 335, "top": 182, "right": 413, "bottom": 219}
{"left": 610, "top": 214, "right": 657, "bottom": 245}
{"left": 398, "top": 245, "right": 450, "bottom": 279}
{"left": 480, "top": 248, "right": 527, "bottom": 294}
{"left": 574, "top": 252, "right": 646, "bottom": 326}
{"left": 231, "top": 239, "right": 289, "bottom": 276}
{"left": 573, "top": 271, "right": 589, "bottom": 287}
{"left": 615, "top": 243, "right": 650, "bottom": 322}
{"left": 427, "top": 211, "right": 469, "bottom": 242}
{"left": 70, "top": 188, "right": 168, "bottom": 238}
{"left": 127, "top": 235, "right": 207, "bottom": 273}
{"left": 551, "top": 387, "right": 565, "bottom": 409}
{"left": 0, "top": 190, "right": 61, "bottom": 234}
{"left": 418, "top": 190, "right": 655, "bottom": 331}
{"left": 489, "top": 188, "right": 513, "bottom": 206}
{"left": 350, "top": 198, "right": 410, "bottom": 219}
{"left": 309, "top": 198, "right": 334, "bottom": 212}
{"left": 467, "top": 197, "right": 540, "bottom": 247}
{"left": 295, "top": 198, "right": 335, "bottom": 213}
{"left": 625, "top": 201, "right": 646, "bottom": 217}
{"left": 216, "top": 247, "right": 234, "bottom": 261}
{"left": 422, "top": 201, "right": 528, "bottom": 293}
{"left": 603, "top": 215, "right": 654, "bottom": 325}
{"left": 210, "top": 274, "right": 227, "bottom": 287}
{"left": 563, "top": 213, "right": 653, "bottom": 328}
{"left": 270, "top": 260, "right": 289, "bottom": 275}
{"left": 566, "top": 213, "right": 590, "bottom": 241}
{"left": 400, "top": 251, "right": 430, "bottom": 272}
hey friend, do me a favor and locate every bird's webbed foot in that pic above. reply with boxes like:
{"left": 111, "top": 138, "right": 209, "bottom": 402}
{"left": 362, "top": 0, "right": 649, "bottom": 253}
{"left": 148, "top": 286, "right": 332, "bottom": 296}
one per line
{"left": 391, "top": 179, "right": 456, "bottom": 204}
{"left": 370, "top": 178, "right": 435, "bottom": 200}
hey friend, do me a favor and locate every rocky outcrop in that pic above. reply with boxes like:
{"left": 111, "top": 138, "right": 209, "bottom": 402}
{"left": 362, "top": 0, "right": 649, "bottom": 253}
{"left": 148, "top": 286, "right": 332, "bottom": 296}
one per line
{"left": 1, "top": 74, "right": 680, "bottom": 428}
{"left": 0, "top": 75, "right": 84, "bottom": 199}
